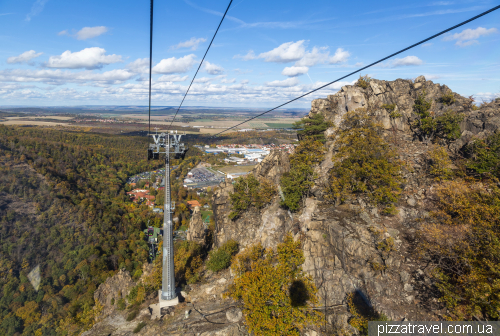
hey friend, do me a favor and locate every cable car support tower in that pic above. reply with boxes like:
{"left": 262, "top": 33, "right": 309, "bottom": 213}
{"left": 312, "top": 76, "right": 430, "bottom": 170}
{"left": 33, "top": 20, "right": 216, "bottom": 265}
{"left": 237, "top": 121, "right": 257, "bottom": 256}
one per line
{"left": 148, "top": 131, "right": 187, "bottom": 312}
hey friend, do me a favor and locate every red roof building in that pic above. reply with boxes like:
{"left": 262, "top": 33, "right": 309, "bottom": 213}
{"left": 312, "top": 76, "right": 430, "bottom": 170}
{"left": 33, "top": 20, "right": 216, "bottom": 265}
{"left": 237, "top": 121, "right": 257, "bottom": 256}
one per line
{"left": 187, "top": 200, "right": 201, "bottom": 210}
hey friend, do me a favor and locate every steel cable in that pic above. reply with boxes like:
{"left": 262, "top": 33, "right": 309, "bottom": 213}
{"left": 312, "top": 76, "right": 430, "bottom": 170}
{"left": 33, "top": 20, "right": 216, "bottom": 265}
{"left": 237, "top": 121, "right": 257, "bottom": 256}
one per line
{"left": 213, "top": 4, "right": 500, "bottom": 136}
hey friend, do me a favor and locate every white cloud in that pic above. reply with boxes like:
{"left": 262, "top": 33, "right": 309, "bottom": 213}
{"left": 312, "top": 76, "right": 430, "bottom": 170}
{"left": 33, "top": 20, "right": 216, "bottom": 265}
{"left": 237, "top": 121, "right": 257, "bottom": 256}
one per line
{"left": 392, "top": 56, "right": 423, "bottom": 67}
{"left": 7, "top": 50, "right": 43, "bottom": 64}
{"left": 421, "top": 43, "right": 433, "bottom": 47}
{"left": 282, "top": 66, "right": 309, "bottom": 77}
{"left": 25, "top": 0, "right": 48, "bottom": 22}
{"left": 241, "top": 79, "right": 249, "bottom": 84}
{"left": 157, "top": 75, "right": 188, "bottom": 82}
{"left": 76, "top": 26, "right": 109, "bottom": 40}
{"left": 329, "top": 48, "right": 350, "bottom": 64}
{"left": 58, "top": 30, "right": 68, "bottom": 36}
{"left": 265, "top": 77, "right": 299, "bottom": 87}
{"left": 171, "top": 37, "right": 206, "bottom": 50}
{"left": 423, "top": 74, "right": 441, "bottom": 80}
{"left": 204, "top": 61, "right": 224, "bottom": 75}
{"left": 475, "top": 92, "right": 500, "bottom": 102}
{"left": 443, "top": 27, "right": 498, "bottom": 47}
{"left": 234, "top": 50, "right": 257, "bottom": 61}
{"left": 45, "top": 47, "right": 122, "bottom": 69}
{"left": 243, "top": 42, "right": 350, "bottom": 68}
{"left": 258, "top": 41, "right": 306, "bottom": 63}
{"left": 152, "top": 54, "right": 196, "bottom": 74}
{"left": 0, "top": 69, "right": 135, "bottom": 85}
{"left": 295, "top": 47, "right": 329, "bottom": 67}
{"left": 194, "top": 77, "right": 211, "bottom": 83}
{"left": 127, "top": 58, "right": 149, "bottom": 73}
{"left": 220, "top": 78, "right": 236, "bottom": 83}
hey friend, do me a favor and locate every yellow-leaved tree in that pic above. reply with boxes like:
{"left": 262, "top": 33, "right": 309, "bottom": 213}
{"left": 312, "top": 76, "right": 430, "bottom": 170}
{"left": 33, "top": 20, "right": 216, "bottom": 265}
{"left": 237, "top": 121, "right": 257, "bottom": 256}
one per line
{"left": 226, "top": 234, "right": 322, "bottom": 335}
{"left": 418, "top": 180, "right": 500, "bottom": 320}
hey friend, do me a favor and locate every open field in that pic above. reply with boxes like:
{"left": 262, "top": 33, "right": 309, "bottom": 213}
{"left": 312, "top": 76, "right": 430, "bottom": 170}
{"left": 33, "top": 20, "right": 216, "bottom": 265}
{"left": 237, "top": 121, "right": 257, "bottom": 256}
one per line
{"left": 0, "top": 120, "right": 73, "bottom": 126}
{"left": 134, "top": 118, "right": 300, "bottom": 129}
{"left": 217, "top": 165, "right": 257, "bottom": 174}
{"left": 4, "top": 116, "right": 74, "bottom": 120}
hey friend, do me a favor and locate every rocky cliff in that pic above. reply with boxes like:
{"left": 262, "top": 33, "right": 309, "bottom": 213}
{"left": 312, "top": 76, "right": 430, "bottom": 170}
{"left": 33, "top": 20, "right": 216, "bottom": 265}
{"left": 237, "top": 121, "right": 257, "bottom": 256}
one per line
{"left": 186, "top": 206, "right": 206, "bottom": 244}
{"left": 211, "top": 76, "right": 500, "bottom": 328}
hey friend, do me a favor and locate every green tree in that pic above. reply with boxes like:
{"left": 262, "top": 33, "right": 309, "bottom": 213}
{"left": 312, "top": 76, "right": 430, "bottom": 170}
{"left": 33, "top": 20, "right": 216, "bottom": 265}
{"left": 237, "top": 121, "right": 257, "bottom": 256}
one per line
{"left": 280, "top": 139, "right": 325, "bottom": 211}
{"left": 292, "top": 113, "right": 332, "bottom": 142}
{"left": 465, "top": 132, "right": 500, "bottom": 179}
{"left": 327, "top": 108, "right": 404, "bottom": 214}
{"left": 411, "top": 91, "right": 463, "bottom": 142}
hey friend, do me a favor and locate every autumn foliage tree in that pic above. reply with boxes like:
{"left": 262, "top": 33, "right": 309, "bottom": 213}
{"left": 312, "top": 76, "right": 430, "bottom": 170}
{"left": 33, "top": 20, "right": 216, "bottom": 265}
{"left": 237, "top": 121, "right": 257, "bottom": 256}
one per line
{"left": 226, "top": 234, "right": 322, "bottom": 335}
{"left": 229, "top": 175, "right": 276, "bottom": 220}
{"left": 418, "top": 181, "right": 500, "bottom": 320}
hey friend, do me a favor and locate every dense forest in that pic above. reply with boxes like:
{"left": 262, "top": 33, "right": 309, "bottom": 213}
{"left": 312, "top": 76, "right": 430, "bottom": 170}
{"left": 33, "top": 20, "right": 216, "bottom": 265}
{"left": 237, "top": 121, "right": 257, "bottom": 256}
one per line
{"left": 0, "top": 126, "right": 175, "bottom": 335}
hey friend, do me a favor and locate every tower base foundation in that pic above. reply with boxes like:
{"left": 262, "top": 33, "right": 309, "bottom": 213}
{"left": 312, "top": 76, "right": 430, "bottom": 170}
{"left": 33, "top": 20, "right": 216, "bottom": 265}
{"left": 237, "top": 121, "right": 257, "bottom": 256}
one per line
{"left": 149, "top": 290, "right": 178, "bottom": 319}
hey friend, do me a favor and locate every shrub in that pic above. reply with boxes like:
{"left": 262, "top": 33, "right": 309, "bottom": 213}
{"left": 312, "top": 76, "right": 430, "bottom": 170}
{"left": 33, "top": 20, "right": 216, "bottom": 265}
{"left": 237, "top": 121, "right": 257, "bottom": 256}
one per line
{"left": 436, "top": 109, "right": 464, "bottom": 140}
{"left": 411, "top": 91, "right": 463, "bottom": 142}
{"left": 465, "top": 132, "right": 500, "bottom": 179}
{"left": 428, "top": 145, "right": 453, "bottom": 180}
{"left": 418, "top": 181, "right": 500, "bottom": 320}
{"left": 226, "top": 234, "right": 322, "bottom": 335}
{"left": 411, "top": 91, "right": 435, "bottom": 142}
{"left": 133, "top": 321, "right": 146, "bottom": 333}
{"left": 117, "top": 298, "right": 126, "bottom": 311}
{"left": 440, "top": 90, "right": 455, "bottom": 105}
{"left": 280, "top": 138, "right": 325, "bottom": 211}
{"left": 126, "top": 309, "right": 139, "bottom": 321}
{"left": 357, "top": 75, "right": 371, "bottom": 89}
{"left": 464, "top": 95, "right": 476, "bottom": 110}
{"left": 207, "top": 240, "right": 239, "bottom": 272}
{"left": 229, "top": 175, "right": 276, "bottom": 220}
{"left": 326, "top": 109, "right": 404, "bottom": 213}
{"left": 381, "top": 104, "right": 401, "bottom": 119}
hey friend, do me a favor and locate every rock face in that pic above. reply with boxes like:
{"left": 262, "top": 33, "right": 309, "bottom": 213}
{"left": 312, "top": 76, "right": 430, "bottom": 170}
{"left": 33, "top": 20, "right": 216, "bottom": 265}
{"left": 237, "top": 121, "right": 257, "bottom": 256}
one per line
{"left": 94, "top": 269, "right": 136, "bottom": 317}
{"left": 211, "top": 77, "right": 500, "bottom": 327}
{"left": 187, "top": 206, "right": 206, "bottom": 244}
{"left": 310, "top": 76, "right": 498, "bottom": 137}
{"left": 212, "top": 150, "right": 292, "bottom": 249}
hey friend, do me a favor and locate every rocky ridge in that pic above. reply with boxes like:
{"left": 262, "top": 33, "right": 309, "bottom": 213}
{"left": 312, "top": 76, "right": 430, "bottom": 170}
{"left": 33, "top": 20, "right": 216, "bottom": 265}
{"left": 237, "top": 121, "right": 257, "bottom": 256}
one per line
{"left": 211, "top": 76, "right": 500, "bottom": 330}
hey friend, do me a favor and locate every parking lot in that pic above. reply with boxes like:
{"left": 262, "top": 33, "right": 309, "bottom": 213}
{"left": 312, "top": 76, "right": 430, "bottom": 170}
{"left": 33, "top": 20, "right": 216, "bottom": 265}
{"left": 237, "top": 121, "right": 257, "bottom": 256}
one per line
{"left": 187, "top": 167, "right": 224, "bottom": 183}
{"left": 126, "top": 167, "right": 177, "bottom": 185}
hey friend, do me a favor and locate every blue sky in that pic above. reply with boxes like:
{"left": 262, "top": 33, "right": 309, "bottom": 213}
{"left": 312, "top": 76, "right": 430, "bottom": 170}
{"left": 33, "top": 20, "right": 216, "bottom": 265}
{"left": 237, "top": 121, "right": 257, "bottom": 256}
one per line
{"left": 0, "top": 0, "right": 499, "bottom": 108}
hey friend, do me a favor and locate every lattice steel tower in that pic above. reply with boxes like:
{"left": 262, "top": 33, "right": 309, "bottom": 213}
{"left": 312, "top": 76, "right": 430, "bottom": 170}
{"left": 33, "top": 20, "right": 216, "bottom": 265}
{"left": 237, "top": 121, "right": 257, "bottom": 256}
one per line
{"left": 148, "top": 131, "right": 187, "bottom": 301}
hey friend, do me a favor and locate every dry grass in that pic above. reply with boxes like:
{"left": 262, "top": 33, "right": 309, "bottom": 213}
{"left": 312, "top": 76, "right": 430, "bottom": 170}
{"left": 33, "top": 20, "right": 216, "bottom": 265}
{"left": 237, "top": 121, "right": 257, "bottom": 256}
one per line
{"left": 217, "top": 165, "right": 257, "bottom": 174}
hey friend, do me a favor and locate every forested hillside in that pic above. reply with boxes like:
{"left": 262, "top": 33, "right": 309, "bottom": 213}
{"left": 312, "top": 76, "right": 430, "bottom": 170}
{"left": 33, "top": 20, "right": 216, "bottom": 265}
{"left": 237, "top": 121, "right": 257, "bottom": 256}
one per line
{"left": 0, "top": 126, "right": 165, "bottom": 335}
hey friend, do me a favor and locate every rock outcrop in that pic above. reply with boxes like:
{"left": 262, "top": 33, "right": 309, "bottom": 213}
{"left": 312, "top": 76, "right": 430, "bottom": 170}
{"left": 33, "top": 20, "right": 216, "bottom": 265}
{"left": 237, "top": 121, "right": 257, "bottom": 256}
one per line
{"left": 211, "top": 76, "right": 500, "bottom": 328}
{"left": 310, "top": 75, "right": 499, "bottom": 140}
{"left": 94, "top": 269, "right": 136, "bottom": 317}
{"left": 186, "top": 206, "right": 206, "bottom": 244}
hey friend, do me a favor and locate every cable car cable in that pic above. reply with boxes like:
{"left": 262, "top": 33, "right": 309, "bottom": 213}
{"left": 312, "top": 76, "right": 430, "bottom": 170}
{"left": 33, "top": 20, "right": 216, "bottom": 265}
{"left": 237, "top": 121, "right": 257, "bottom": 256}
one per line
{"left": 169, "top": 0, "right": 234, "bottom": 127}
{"left": 148, "top": 0, "right": 154, "bottom": 135}
{"left": 212, "top": 4, "right": 500, "bottom": 137}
